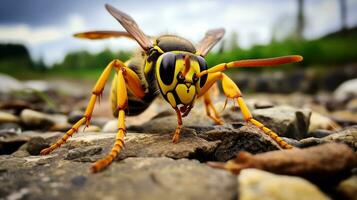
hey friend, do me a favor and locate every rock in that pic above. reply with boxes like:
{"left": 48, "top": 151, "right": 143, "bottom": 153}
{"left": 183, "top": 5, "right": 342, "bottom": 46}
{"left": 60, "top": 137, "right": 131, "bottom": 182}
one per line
{"left": 0, "top": 136, "right": 28, "bottom": 155}
{"left": 20, "top": 109, "right": 68, "bottom": 130}
{"left": 0, "top": 157, "right": 237, "bottom": 200}
{"left": 65, "top": 145, "right": 102, "bottom": 160}
{"left": 337, "top": 175, "right": 357, "bottom": 200}
{"left": 0, "top": 123, "right": 22, "bottom": 132}
{"left": 334, "top": 78, "right": 357, "bottom": 102}
{"left": 128, "top": 108, "right": 215, "bottom": 133}
{"left": 308, "top": 112, "right": 341, "bottom": 133}
{"left": 102, "top": 119, "right": 117, "bottom": 132}
{"left": 0, "top": 74, "right": 24, "bottom": 93}
{"left": 346, "top": 98, "right": 357, "bottom": 112}
{"left": 330, "top": 110, "right": 357, "bottom": 127}
{"left": 238, "top": 169, "right": 329, "bottom": 200}
{"left": 26, "top": 137, "right": 50, "bottom": 155}
{"left": 66, "top": 131, "right": 220, "bottom": 161}
{"left": 308, "top": 129, "right": 334, "bottom": 138}
{"left": 209, "top": 143, "right": 357, "bottom": 185}
{"left": 0, "top": 100, "right": 32, "bottom": 112}
{"left": 67, "top": 110, "right": 83, "bottom": 124}
{"left": 78, "top": 125, "right": 101, "bottom": 133}
{"left": 199, "top": 123, "right": 281, "bottom": 161}
{"left": 20, "top": 109, "right": 55, "bottom": 129}
{"left": 252, "top": 106, "right": 311, "bottom": 139}
{"left": 299, "top": 126, "right": 357, "bottom": 149}
{"left": 23, "top": 80, "right": 50, "bottom": 92}
{"left": 222, "top": 105, "right": 311, "bottom": 140}
{"left": 0, "top": 111, "right": 20, "bottom": 124}
{"left": 322, "top": 126, "right": 357, "bottom": 150}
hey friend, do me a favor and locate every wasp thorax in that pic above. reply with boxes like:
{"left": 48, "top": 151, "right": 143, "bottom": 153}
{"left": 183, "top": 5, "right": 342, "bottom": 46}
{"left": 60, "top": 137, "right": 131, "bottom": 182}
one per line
{"left": 156, "top": 52, "right": 208, "bottom": 109}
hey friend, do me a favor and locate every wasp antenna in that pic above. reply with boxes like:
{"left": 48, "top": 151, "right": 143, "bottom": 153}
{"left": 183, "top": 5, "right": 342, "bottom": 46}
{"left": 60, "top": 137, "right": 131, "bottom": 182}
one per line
{"left": 183, "top": 55, "right": 190, "bottom": 76}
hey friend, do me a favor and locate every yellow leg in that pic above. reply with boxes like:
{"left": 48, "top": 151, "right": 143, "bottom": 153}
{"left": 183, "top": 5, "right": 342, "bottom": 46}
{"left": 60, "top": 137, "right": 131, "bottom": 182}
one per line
{"left": 220, "top": 73, "right": 293, "bottom": 149}
{"left": 197, "top": 55, "right": 303, "bottom": 78}
{"left": 91, "top": 66, "right": 145, "bottom": 172}
{"left": 203, "top": 85, "right": 223, "bottom": 125}
{"left": 172, "top": 107, "right": 183, "bottom": 144}
{"left": 40, "top": 60, "right": 118, "bottom": 155}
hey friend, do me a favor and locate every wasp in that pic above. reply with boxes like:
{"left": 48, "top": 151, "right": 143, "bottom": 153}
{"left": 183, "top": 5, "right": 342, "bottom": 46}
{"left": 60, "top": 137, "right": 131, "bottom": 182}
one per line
{"left": 40, "top": 4, "right": 303, "bottom": 172}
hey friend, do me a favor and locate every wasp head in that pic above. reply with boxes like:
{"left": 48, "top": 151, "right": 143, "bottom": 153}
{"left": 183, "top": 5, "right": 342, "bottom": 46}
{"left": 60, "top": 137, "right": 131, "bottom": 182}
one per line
{"left": 155, "top": 52, "right": 208, "bottom": 111}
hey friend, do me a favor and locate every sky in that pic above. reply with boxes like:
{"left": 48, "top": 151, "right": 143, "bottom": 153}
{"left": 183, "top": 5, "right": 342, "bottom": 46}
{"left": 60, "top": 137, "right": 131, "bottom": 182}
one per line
{"left": 0, "top": 0, "right": 357, "bottom": 65}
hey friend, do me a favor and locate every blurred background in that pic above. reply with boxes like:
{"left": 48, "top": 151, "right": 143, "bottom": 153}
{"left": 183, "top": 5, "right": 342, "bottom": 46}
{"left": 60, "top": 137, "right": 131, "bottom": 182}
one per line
{"left": 0, "top": 0, "right": 356, "bottom": 126}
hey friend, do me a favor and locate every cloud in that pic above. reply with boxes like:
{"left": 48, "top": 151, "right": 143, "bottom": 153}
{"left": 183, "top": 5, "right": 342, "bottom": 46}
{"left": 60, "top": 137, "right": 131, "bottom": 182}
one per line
{"left": 0, "top": 14, "right": 86, "bottom": 45}
{"left": 0, "top": 25, "right": 63, "bottom": 45}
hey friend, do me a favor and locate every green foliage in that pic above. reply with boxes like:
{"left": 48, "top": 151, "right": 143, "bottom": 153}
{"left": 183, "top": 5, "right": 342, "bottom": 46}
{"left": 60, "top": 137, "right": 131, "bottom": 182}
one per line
{"left": 53, "top": 49, "right": 132, "bottom": 70}
{"left": 0, "top": 44, "right": 33, "bottom": 74}
{"left": 0, "top": 27, "right": 356, "bottom": 80}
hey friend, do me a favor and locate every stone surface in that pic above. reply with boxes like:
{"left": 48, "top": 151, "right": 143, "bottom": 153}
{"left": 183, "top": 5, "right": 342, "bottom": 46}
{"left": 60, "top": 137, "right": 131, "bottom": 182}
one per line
{"left": 333, "top": 78, "right": 357, "bottom": 102}
{"left": 222, "top": 105, "right": 311, "bottom": 140}
{"left": 198, "top": 123, "right": 281, "bottom": 161}
{"left": 238, "top": 169, "right": 329, "bottom": 200}
{"left": 299, "top": 126, "right": 357, "bottom": 150}
{"left": 0, "top": 157, "right": 237, "bottom": 200}
{"left": 26, "top": 137, "right": 50, "bottom": 155}
{"left": 65, "top": 145, "right": 103, "bottom": 160}
{"left": 209, "top": 143, "right": 357, "bottom": 184}
{"left": 0, "top": 74, "right": 24, "bottom": 93}
{"left": 65, "top": 131, "right": 221, "bottom": 161}
{"left": 20, "top": 109, "right": 55, "bottom": 129}
{"left": 0, "top": 111, "right": 20, "bottom": 124}
{"left": 309, "top": 112, "right": 341, "bottom": 132}
{"left": 337, "top": 175, "right": 357, "bottom": 200}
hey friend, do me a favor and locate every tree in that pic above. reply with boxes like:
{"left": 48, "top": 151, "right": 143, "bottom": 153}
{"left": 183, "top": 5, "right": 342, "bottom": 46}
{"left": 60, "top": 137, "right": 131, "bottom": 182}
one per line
{"left": 339, "top": 0, "right": 347, "bottom": 31}
{"left": 295, "top": 0, "right": 305, "bottom": 40}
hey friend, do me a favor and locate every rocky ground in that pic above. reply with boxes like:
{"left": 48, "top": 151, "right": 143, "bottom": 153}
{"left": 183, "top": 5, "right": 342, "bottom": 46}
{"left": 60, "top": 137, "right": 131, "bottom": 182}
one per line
{"left": 0, "top": 73, "right": 356, "bottom": 200}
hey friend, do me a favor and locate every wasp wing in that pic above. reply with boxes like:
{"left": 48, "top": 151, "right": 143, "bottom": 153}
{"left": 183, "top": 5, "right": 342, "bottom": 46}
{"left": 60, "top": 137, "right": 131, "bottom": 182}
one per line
{"left": 73, "top": 30, "right": 135, "bottom": 40}
{"left": 105, "top": 4, "right": 153, "bottom": 52}
{"left": 196, "top": 28, "right": 225, "bottom": 56}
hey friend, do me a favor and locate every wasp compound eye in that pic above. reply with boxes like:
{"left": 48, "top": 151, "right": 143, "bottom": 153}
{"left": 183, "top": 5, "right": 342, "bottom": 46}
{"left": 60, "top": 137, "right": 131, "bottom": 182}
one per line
{"left": 159, "top": 52, "right": 177, "bottom": 85}
{"left": 197, "top": 56, "right": 208, "bottom": 88}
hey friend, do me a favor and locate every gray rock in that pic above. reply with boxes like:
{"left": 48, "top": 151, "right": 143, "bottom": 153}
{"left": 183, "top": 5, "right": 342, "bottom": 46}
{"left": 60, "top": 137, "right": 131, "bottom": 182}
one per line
{"left": 0, "top": 74, "right": 24, "bottom": 93}
{"left": 65, "top": 131, "right": 220, "bottom": 161}
{"left": 20, "top": 109, "right": 68, "bottom": 130}
{"left": 26, "top": 137, "right": 50, "bottom": 155}
{"left": 334, "top": 78, "right": 357, "bottom": 102}
{"left": 20, "top": 109, "right": 55, "bottom": 129}
{"left": 0, "top": 122, "right": 22, "bottom": 132}
{"left": 238, "top": 169, "right": 329, "bottom": 200}
{"left": 102, "top": 119, "right": 116, "bottom": 132}
{"left": 199, "top": 123, "right": 281, "bottom": 161}
{"left": 221, "top": 105, "right": 312, "bottom": 139}
{"left": 65, "top": 146, "right": 102, "bottom": 160}
{"left": 299, "top": 126, "right": 357, "bottom": 150}
{"left": 0, "top": 135, "right": 28, "bottom": 155}
{"left": 0, "top": 111, "right": 20, "bottom": 124}
{"left": 0, "top": 157, "right": 237, "bottom": 200}
{"left": 252, "top": 106, "right": 311, "bottom": 139}
{"left": 23, "top": 80, "right": 50, "bottom": 92}
{"left": 337, "top": 175, "right": 357, "bottom": 200}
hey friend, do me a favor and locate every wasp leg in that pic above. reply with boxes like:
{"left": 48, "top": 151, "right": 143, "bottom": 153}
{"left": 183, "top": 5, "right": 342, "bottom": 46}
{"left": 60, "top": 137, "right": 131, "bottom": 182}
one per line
{"left": 40, "top": 60, "right": 118, "bottom": 155}
{"left": 197, "top": 56, "right": 303, "bottom": 78}
{"left": 172, "top": 107, "right": 183, "bottom": 144}
{"left": 91, "top": 65, "right": 145, "bottom": 173}
{"left": 220, "top": 73, "right": 293, "bottom": 149}
{"left": 203, "top": 85, "right": 223, "bottom": 125}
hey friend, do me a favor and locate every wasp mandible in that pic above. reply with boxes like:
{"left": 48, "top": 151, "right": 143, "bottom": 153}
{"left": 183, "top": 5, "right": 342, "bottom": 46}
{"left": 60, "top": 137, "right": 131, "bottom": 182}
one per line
{"left": 40, "top": 4, "right": 303, "bottom": 172}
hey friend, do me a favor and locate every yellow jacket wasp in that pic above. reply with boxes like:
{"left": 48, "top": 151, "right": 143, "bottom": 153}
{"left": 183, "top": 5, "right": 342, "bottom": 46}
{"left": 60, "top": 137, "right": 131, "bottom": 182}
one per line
{"left": 40, "top": 4, "right": 303, "bottom": 172}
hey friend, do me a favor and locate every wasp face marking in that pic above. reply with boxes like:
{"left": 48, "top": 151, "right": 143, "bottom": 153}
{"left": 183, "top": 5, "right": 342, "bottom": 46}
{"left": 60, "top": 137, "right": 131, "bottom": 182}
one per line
{"left": 156, "top": 51, "right": 208, "bottom": 109}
